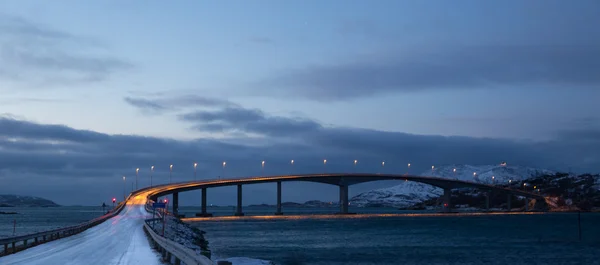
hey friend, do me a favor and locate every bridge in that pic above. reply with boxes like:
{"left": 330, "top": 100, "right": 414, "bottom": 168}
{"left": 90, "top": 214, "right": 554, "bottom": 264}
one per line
{"left": 0, "top": 173, "right": 544, "bottom": 264}
{"left": 144, "top": 173, "right": 545, "bottom": 216}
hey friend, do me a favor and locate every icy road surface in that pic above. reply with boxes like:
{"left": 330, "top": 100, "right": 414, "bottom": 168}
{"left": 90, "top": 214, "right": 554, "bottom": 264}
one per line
{"left": 1, "top": 196, "right": 160, "bottom": 265}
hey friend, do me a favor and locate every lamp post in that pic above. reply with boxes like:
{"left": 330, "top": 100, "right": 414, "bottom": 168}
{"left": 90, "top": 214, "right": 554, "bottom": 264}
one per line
{"left": 150, "top": 166, "right": 154, "bottom": 187}
{"left": 169, "top": 164, "right": 173, "bottom": 184}
{"left": 453, "top": 168, "right": 457, "bottom": 178}
{"left": 290, "top": 159, "right": 294, "bottom": 174}
{"left": 261, "top": 160, "right": 265, "bottom": 176}
{"left": 381, "top": 161, "right": 385, "bottom": 174}
{"left": 431, "top": 165, "right": 435, "bottom": 174}
{"left": 492, "top": 176, "right": 495, "bottom": 184}
{"left": 122, "top": 176, "right": 126, "bottom": 201}
{"left": 135, "top": 168, "right": 139, "bottom": 190}
{"left": 323, "top": 159, "right": 327, "bottom": 173}
{"left": 473, "top": 172, "right": 477, "bottom": 182}
{"left": 222, "top": 161, "right": 226, "bottom": 179}
{"left": 194, "top": 162, "right": 198, "bottom": 181}
{"left": 407, "top": 163, "right": 411, "bottom": 175}
{"left": 354, "top": 159, "right": 358, "bottom": 172}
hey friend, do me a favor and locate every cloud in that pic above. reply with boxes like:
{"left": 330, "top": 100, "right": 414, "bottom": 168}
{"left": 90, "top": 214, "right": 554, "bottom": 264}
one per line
{"left": 179, "top": 107, "right": 322, "bottom": 136}
{"left": 259, "top": 44, "right": 600, "bottom": 101}
{"left": 123, "top": 97, "right": 169, "bottom": 114}
{"left": 124, "top": 95, "right": 239, "bottom": 115}
{"left": 0, "top": 14, "right": 132, "bottom": 86}
{"left": 0, "top": 115, "right": 598, "bottom": 205}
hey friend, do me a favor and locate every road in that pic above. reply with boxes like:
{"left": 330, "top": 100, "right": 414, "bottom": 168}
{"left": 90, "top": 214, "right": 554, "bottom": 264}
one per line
{"left": 1, "top": 193, "right": 160, "bottom": 265}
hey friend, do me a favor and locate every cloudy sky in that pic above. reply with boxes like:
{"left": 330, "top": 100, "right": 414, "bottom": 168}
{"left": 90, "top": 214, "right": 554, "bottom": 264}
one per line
{"left": 1, "top": 0, "right": 599, "bottom": 206}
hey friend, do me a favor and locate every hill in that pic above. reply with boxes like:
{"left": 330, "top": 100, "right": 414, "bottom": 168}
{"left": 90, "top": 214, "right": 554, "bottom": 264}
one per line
{"left": 350, "top": 164, "right": 554, "bottom": 208}
{"left": 0, "top": 194, "right": 60, "bottom": 207}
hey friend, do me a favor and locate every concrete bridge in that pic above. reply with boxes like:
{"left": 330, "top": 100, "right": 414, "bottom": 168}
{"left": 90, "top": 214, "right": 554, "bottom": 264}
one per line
{"left": 144, "top": 173, "right": 545, "bottom": 216}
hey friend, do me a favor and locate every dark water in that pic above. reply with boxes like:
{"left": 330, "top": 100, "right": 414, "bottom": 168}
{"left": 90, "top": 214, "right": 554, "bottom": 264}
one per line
{"left": 0, "top": 206, "right": 110, "bottom": 238}
{"left": 189, "top": 211, "right": 600, "bottom": 265}
{"left": 178, "top": 206, "right": 403, "bottom": 217}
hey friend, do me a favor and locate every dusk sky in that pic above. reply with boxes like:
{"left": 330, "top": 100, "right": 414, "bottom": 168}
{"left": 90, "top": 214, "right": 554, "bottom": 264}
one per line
{"left": 1, "top": 0, "right": 599, "bottom": 206}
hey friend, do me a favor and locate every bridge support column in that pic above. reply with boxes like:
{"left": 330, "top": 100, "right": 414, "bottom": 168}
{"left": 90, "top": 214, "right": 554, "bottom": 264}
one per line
{"left": 173, "top": 192, "right": 179, "bottom": 216}
{"left": 196, "top": 188, "right": 213, "bottom": 217}
{"left": 525, "top": 198, "right": 529, "bottom": 211}
{"left": 275, "top": 181, "right": 283, "bottom": 215}
{"left": 235, "top": 184, "right": 244, "bottom": 216}
{"left": 485, "top": 192, "right": 490, "bottom": 211}
{"left": 339, "top": 185, "right": 349, "bottom": 214}
{"left": 507, "top": 194, "right": 512, "bottom": 212}
{"left": 442, "top": 188, "right": 452, "bottom": 213}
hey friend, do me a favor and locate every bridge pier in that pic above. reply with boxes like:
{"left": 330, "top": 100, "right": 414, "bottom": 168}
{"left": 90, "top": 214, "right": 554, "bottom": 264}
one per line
{"left": 485, "top": 192, "right": 490, "bottom": 211}
{"left": 507, "top": 194, "right": 512, "bottom": 212}
{"left": 172, "top": 192, "right": 179, "bottom": 216}
{"left": 235, "top": 184, "right": 244, "bottom": 216}
{"left": 275, "top": 181, "right": 283, "bottom": 215}
{"left": 339, "top": 185, "right": 349, "bottom": 214}
{"left": 196, "top": 188, "right": 213, "bottom": 217}
{"left": 442, "top": 188, "right": 452, "bottom": 213}
{"left": 525, "top": 198, "right": 529, "bottom": 211}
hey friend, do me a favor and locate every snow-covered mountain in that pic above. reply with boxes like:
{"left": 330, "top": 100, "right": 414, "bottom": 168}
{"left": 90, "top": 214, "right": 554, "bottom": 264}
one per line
{"left": 350, "top": 164, "right": 555, "bottom": 208}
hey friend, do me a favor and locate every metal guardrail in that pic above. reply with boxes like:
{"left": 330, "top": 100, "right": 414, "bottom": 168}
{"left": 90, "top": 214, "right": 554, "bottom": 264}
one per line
{"left": 0, "top": 200, "right": 128, "bottom": 256}
{"left": 143, "top": 219, "right": 213, "bottom": 265}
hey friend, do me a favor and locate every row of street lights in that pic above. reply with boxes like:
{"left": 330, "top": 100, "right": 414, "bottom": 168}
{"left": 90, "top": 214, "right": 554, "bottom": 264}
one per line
{"left": 119, "top": 161, "right": 526, "bottom": 199}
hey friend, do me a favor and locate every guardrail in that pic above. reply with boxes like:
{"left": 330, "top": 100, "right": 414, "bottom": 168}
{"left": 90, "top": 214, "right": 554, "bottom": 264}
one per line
{"left": 143, "top": 219, "right": 213, "bottom": 265}
{"left": 0, "top": 199, "right": 128, "bottom": 257}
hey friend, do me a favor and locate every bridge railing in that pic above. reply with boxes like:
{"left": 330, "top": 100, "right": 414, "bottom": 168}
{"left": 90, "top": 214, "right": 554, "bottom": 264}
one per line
{"left": 0, "top": 200, "right": 128, "bottom": 257}
{"left": 143, "top": 219, "right": 213, "bottom": 265}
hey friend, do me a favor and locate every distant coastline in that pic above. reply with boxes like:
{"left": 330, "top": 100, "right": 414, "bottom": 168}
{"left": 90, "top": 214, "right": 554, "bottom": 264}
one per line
{"left": 0, "top": 194, "right": 60, "bottom": 208}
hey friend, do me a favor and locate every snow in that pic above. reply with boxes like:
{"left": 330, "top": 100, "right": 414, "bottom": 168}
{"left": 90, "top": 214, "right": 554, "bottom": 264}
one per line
{"left": 351, "top": 164, "right": 554, "bottom": 208}
{"left": 218, "top": 257, "right": 275, "bottom": 265}
{"left": 0, "top": 204, "right": 161, "bottom": 265}
{"left": 150, "top": 214, "right": 208, "bottom": 256}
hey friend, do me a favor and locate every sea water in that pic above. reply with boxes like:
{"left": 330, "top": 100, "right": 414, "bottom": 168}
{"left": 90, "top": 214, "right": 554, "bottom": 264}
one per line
{"left": 188, "top": 210, "right": 600, "bottom": 265}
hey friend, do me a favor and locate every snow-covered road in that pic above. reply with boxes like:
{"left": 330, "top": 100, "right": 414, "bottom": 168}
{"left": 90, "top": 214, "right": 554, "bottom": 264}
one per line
{"left": 1, "top": 202, "right": 161, "bottom": 265}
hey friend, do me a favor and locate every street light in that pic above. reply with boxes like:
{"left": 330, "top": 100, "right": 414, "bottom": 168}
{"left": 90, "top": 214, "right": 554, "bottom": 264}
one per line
{"left": 150, "top": 166, "right": 154, "bottom": 187}
{"left": 169, "top": 164, "right": 173, "bottom": 184}
{"left": 194, "top": 162, "right": 198, "bottom": 181}
{"left": 492, "top": 176, "right": 495, "bottom": 184}
{"left": 135, "top": 168, "right": 139, "bottom": 190}
{"left": 431, "top": 165, "right": 435, "bottom": 174}
{"left": 261, "top": 160, "right": 265, "bottom": 176}
{"left": 407, "top": 163, "right": 411, "bottom": 174}
{"left": 323, "top": 159, "right": 327, "bottom": 173}
{"left": 122, "top": 176, "right": 126, "bottom": 201}
{"left": 222, "top": 161, "right": 226, "bottom": 179}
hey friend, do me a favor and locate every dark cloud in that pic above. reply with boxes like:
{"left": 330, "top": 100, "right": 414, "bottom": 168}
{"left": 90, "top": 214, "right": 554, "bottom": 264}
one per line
{"left": 179, "top": 107, "right": 322, "bottom": 136}
{"left": 0, "top": 14, "right": 132, "bottom": 86}
{"left": 260, "top": 45, "right": 600, "bottom": 101}
{"left": 0, "top": 116, "right": 598, "bottom": 205}
{"left": 556, "top": 129, "right": 600, "bottom": 143}
{"left": 124, "top": 95, "right": 239, "bottom": 114}
{"left": 123, "top": 97, "right": 168, "bottom": 114}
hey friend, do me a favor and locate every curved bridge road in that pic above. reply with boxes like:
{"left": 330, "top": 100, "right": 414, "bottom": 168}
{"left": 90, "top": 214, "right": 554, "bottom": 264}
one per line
{"left": 1, "top": 193, "right": 161, "bottom": 265}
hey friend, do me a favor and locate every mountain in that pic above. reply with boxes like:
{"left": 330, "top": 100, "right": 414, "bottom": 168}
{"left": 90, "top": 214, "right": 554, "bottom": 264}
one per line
{"left": 350, "top": 164, "right": 555, "bottom": 208}
{"left": 0, "top": 194, "right": 60, "bottom": 207}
